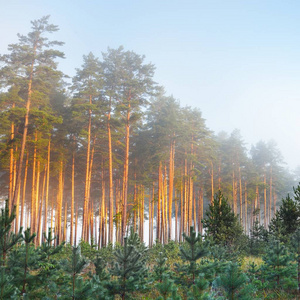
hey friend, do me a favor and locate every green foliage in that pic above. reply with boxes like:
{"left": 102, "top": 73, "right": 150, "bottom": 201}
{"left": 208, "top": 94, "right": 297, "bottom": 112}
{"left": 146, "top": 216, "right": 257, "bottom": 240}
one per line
{"left": 214, "top": 262, "right": 255, "bottom": 300}
{"left": 0, "top": 201, "right": 23, "bottom": 264}
{"left": 109, "top": 230, "right": 148, "bottom": 299}
{"left": 153, "top": 252, "right": 170, "bottom": 282}
{"left": 249, "top": 220, "right": 267, "bottom": 256}
{"left": 261, "top": 238, "right": 297, "bottom": 291}
{"left": 177, "top": 226, "right": 209, "bottom": 285}
{"left": 187, "top": 273, "right": 210, "bottom": 300}
{"left": 155, "top": 274, "right": 182, "bottom": 300}
{"left": 269, "top": 191, "right": 300, "bottom": 242}
{"left": 202, "top": 191, "right": 244, "bottom": 247}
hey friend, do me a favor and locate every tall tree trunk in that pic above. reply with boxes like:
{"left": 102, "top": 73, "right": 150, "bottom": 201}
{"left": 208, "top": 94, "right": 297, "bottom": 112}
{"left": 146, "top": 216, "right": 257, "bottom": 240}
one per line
{"left": 82, "top": 95, "right": 92, "bottom": 241}
{"left": 244, "top": 182, "right": 248, "bottom": 233}
{"left": 56, "top": 160, "right": 63, "bottom": 244}
{"left": 31, "top": 132, "right": 37, "bottom": 232}
{"left": 36, "top": 165, "right": 46, "bottom": 246}
{"left": 9, "top": 103, "right": 15, "bottom": 210}
{"left": 168, "top": 139, "right": 175, "bottom": 241}
{"left": 210, "top": 161, "right": 214, "bottom": 204}
{"left": 239, "top": 166, "right": 243, "bottom": 221}
{"left": 70, "top": 145, "right": 75, "bottom": 245}
{"left": 20, "top": 152, "right": 29, "bottom": 230}
{"left": 269, "top": 166, "right": 273, "bottom": 224}
{"left": 12, "top": 43, "right": 37, "bottom": 207}
{"left": 35, "top": 159, "right": 41, "bottom": 234}
{"left": 263, "top": 173, "right": 267, "bottom": 228}
{"left": 43, "top": 138, "right": 51, "bottom": 237}
{"left": 198, "top": 189, "right": 203, "bottom": 235}
{"left": 175, "top": 190, "right": 178, "bottom": 242}
{"left": 107, "top": 98, "right": 114, "bottom": 244}
{"left": 157, "top": 163, "right": 162, "bottom": 243}
{"left": 122, "top": 97, "right": 131, "bottom": 242}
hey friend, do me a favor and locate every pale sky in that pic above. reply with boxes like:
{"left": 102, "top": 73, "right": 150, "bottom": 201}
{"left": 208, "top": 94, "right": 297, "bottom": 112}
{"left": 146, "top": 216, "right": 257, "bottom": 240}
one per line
{"left": 1, "top": 0, "right": 300, "bottom": 170}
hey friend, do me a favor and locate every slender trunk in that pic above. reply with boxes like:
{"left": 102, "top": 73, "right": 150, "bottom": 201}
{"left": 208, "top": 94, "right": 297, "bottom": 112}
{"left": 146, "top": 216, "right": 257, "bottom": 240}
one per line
{"left": 198, "top": 189, "right": 203, "bottom": 235}
{"left": 13, "top": 43, "right": 37, "bottom": 208}
{"left": 175, "top": 190, "right": 178, "bottom": 242}
{"left": 244, "top": 182, "right": 248, "bottom": 234}
{"left": 107, "top": 98, "right": 114, "bottom": 243}
{"left": 82, "top": 95, "right": 92, "bottom": 241}
{"left": 168, "top": 139, "right": 175, "bottom": 241}
{"left": 36, "top": 165, "right": 46, "bottom": 246}
{"left": 74, "top": 204, "right": 78, "bottom": 246}
{"left": 9, "top": 103, "right": 15, "bottom": 209}
{"left": 264, "top": 173, "right": 267, "bottom": 228}
{"left": 70, "top": 146, "right": 75, "bottom": 245}
{"left": 20, "top": 152, "right": 29, "bottom": 230}
{"left": 122, "top": 96, "right": 131, "bottom": 241}
{"left": 56, "top": 160, "right": 63, "bottom": 244}
{"left": 64, "top": 203, "right": 67, "bottom": 242}
{"left": 31, "top": 132, "right": 37, "bottom": 232}
{"left": 42, "top": 138, "right": 51, "bottom": 238}
{"left": 157, "top": 163, "right": 162, "bottom": 243}
{"left": 35, "top": 159, "right": 41, "bottom": 235}
{"left": 180, "top": 176, "right": 183, "bottom": 242}
{"left": 239, "top": 166, "right": 243, "bottom": 222}
{"left": 210, "top": 162, "right": 214, "bottom": 204}
{"left": 269, "top": 166, "right": 273, "bottom": 223}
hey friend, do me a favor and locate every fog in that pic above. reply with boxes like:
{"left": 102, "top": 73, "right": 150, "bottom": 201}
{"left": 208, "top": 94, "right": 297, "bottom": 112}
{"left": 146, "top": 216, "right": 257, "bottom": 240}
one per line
{"left": 2, "top": 0, "right": 300, "bottom": 170}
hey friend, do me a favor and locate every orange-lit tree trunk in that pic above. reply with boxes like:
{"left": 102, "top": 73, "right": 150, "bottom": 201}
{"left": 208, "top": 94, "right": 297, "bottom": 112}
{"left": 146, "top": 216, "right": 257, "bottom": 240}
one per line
{"left": 239, "top": 166, "right": 243, "bottom": 221}
{"left": 82, "top": 95, "right": 92, "bottom": 241}
{"left": 263, "top": 173, "right": 267, "bottom": 228}
{"left": 36, "top": 164, "right": 46, "bottom": 246}
{"left": 56, "top": 160, "right": 63, "bottom": 244}
{"left": 43, "top": 138, "right": 51, "bottom": 237}
{"left": 9, "top": 103, "right": 15, "bottom": 209}
{"left": 198, "top": 189, "right": 203, "bottom": 235}
{"left": 168, "top": 139, "right": 175, "bottom": 240}
{"left": 20, "top": 152, "right": 29, "bottom": 230}
{"left": 31, "top": 132, "right": 37, "bottom": 232}
{"left": 107, "top": 98, "right": 114, "bottom": 244}
{"left": 12, "top": 44, "right": 37, "bottom": 208}
{"left": 121, "top": 96, "right": 131, "bottom": 241}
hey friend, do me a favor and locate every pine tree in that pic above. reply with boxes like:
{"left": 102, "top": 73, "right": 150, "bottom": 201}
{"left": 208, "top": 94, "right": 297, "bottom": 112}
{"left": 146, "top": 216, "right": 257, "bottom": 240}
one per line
{"left": 0, "top": 16, "right": 64, "bottom": 208}
{"left": 187, "top": 273, "right": 210, "bottom": 300}
{"left": 63, "top": 246, "right": 89, "bottom": 300}
{"left": 156, "top": 274, "right": 182, "bottom": 300}
{"left": 202, "top": 191, "right": 244, "bottom": 247}
{"left": 249, "top": 220, "right": 267, "bottom": 256}
{"left": 109, "top": 232, "right": 148, "bottom": 300}
{"left": 269, "top": 193, "right": 300, "bottom": 242}
{"left": 0, "top": 200, "right": 22, "bottom": 264}
{"left": 214, "top": 262, "right": 255, "bottom": 300}
{"left": 291, "top": 228, "right": 300, "bottom": 295}
{"left": 177, "top": 226, "right": 209, "bottom": 285}
{"left": 261, "top": 238, "right": 297, "bottom": 291}
{"left": 153, "top": 252, "right": 169, "bottom": 282}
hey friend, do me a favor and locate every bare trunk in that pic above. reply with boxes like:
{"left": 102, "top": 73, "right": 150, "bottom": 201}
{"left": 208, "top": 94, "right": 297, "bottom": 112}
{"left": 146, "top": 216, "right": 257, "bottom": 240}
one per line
{"left": 122, "top": 100, "right": 130, "bottom": 241}
{"left": 12, "top": 44, "right": 37, "bottom": 208}
{"left": 82, "top": 95, "right": 92, "bottom": 241}
{"left": 20, "top": 152, "right": 29, "bottom": 229}
{"left": 31, "top": 132, "right": 37, "bottom": 232}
